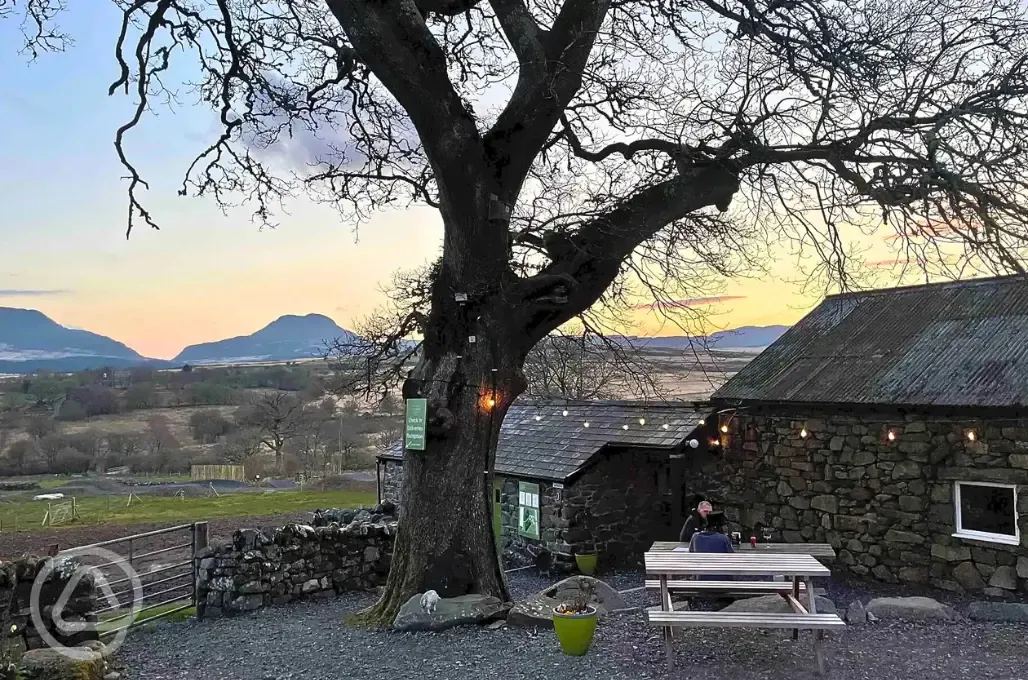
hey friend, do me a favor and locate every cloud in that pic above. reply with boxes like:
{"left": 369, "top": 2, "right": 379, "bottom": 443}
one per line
{"left": 0, "top": 289, "right": 71, "bottom": 297}
{"left": 634, "top": 296, "right": 747, "bottom": 311}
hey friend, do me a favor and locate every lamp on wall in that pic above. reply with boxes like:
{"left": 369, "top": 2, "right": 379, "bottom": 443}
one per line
{"left": 887, "top": 430, "right": 897, "bottom": 442}
{"left": 966, "top": 429, "right": 977, "bottom": 442}
{"left": 800, "top": 428, "right": 808, "bottom": 439}
{"left": 688, "top": 439, "right": 699, "bottom": 449}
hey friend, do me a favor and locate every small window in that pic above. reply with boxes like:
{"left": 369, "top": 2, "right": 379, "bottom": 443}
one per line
{"left": 518, "top": 481, "right": 540, "bottom": 539}
{"left": 954, "top": 482, "right": 1019, "bottom": 546}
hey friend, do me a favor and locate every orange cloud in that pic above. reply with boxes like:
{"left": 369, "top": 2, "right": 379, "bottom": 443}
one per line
{"left": 633, "top": 295, "right": 747, "bottom": 311}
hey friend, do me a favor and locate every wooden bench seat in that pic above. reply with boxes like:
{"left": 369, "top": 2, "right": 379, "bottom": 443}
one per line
{"left": 644, "top": 579, "right": 807, "bottom": 593}
{"left": 647, "top": 610, "right": 845, "bottom": 629}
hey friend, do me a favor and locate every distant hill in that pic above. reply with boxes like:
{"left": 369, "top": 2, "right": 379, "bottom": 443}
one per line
{"left": 173, "top": 313, "right": 356, "bottom": 364}
{"left": 627, "top": 325, "right": 790, "bottom": 350}
{"left": 0, "top": 307, "right": 160, "bottom": 374}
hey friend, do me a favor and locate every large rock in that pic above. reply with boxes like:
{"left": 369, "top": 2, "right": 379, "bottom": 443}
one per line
{"left": 393, "top": 593, "right": 509, "bottom": 632}
{"left": 18, "top": 647, "right": 105, "bottom": 680}
{"left": 507, "top": 575, "right": 627, "bottom": 628}
{"left": 865, "top": 596, "right": 961, "bottom": 622}
{"left": 988, "top": 566, "right": 1018, "bottom": 591}
{"left": 952, "top": 561, "right": 986, "bottom": 590}
{"left": 968, "top": 602, "right": 1028, "bottom": 622}
{"left": 845, "top": 600, "right": 867, "bottom": 625}
{"left": 720, "top": 594, "right": 837, "bottom": 616}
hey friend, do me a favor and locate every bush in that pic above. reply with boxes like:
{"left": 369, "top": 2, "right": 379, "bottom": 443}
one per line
{"left": 66, "top": 385, "right": 119, "bottom": 416}
{"left": 188, "top": 409, "right": 235, "bottom": 443}
{"left": 24, "top": 415, "right": 57, "bottom": 439}
{"left": 125, "top": 382, "right": 161, "bottom": 410}
{"left": 53, "top": 447, "right": 91, "bottom": 474}
{"left": 55, "top": 400, "right": 88, "bottom": 422}
{"left": 185, "top": 382, "right": 240, "bottom": 406}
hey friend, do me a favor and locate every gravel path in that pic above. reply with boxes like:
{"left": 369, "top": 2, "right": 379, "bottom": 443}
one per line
{"left": 115, "top": 572, "right": 1028, "bottom": 680}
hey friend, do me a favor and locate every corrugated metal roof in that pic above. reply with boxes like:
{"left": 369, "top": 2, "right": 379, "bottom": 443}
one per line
{"left": 712, "top": 274, "right": 1028, "bottom": 407}
{"left": 379, "top": 400, "right": 711, "bottom": 481}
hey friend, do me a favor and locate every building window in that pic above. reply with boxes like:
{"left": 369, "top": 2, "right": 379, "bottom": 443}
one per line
{"left": 518, "top": 481, "right": 540, "bottom": 539}
{"left": 953, "top": 482, "right": 1019, "bottom": 546}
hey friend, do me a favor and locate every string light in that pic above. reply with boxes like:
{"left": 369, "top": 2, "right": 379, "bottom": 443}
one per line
{"left": 720, "top": 424, "right": 729, "bottom": 433}
{"left": 800, "top": 428, "right": 808, "bottom": 438}
{"left": 583, "top": 421, "right": 590, "bottom": 428}
{"left": 639, "top": 418, "right": 646, "bottom": 426}
{"left": 699, "top": 419, "right": 705, "bottom": 425}
{"left": 534, "top": 415, "right": 541, "bottom": 421}
{"left": 663, "top": 423, "right": 670, "bottom": 430}
{"left": 562, "top": 410, "right": 568, "bottom": 417}
{"left": 622, "top": 424, "right": 629, "bottom": 430}
{"left": 487, "top": 397, "right": 496, "bottom": 407}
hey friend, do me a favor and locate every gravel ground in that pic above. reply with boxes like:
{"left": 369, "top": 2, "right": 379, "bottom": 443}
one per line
{"left": 114, "top": 571, "right": 1028, "bottom": 680}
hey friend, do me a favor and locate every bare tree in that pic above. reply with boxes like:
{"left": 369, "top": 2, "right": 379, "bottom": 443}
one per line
{"left": 235, "top": 392, "right": 305, "bottom": 473}
{"left": 287, "top": 402, "right": 333, "bottom": 479}
{"left": 218, "top": 428, "right": 266, "bottom": 466}
{"left": 11, "top": 0, "right": 1028, "bottom": 623}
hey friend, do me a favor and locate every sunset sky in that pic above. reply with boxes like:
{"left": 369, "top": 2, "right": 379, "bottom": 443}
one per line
{"left": 0, "top": 5, "right": 920, "bottom": 360}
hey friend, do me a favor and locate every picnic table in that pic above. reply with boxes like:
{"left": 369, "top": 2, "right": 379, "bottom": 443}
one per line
{"left": 644, "top": 550, "right": 845, "bottom": 674}
{"left": 649, "top": 540, "right": 837, "bottom": 560}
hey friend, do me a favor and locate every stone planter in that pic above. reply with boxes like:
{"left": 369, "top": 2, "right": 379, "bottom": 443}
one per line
{"left": 552, "top": 606, "right": 598, "bottom": 656}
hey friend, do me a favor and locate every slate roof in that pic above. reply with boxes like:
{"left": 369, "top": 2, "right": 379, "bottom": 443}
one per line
{"left": 712, "top": 274, "right": 1028, "bottom": 408}
{"left": 379, "top": 400, "right": 712, "bottom": 482}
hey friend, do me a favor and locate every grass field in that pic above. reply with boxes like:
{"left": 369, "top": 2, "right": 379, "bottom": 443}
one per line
{"left": 0, "top": 489, "right": 377, "bottom": 533}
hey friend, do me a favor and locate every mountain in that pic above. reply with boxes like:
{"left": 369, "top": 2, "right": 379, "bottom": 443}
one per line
{"left": 625, "top": 325, "right": 790, "bottom": 351}
{"left": 173, "top": 313, "right": 356, "bottom": 364}
{"left": 0, "top": 307, "right": 160, "bottom": 374}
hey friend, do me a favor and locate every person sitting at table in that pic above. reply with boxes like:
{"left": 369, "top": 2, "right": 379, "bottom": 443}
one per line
{"left": 688, "top": 511, "right": 734, "bottom": 586}
{"left": 678, "top": 496, "right": 711, "bottom": 543}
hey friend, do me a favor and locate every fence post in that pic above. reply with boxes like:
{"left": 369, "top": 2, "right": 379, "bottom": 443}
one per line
{"left": 192, "top": 522, "right": 209, "bottom": 619}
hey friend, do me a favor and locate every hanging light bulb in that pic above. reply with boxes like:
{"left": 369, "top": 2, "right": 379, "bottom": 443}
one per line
{"left": 800, "top": 428, "right": 808, "bottom": 439}
{"left": 562, "top": 410, "right": 568, "bottom": 417}
{"left": 583, "top": 421, "right": 590, "bottom": 428}
{"left": 534, "top": 415, "right": 541, "bottom": 421}
{"left": 663, "top": 423, "right": 670, "bottom": 430}
{"left": 699, "top": 418, "right": 706, "bottom": 425}
{"left": 487, "top": 397, "right": 496, "bottom": 407}
{"left": 622, "top": 424, "right": 629, "bottom": 430}
{"left": 639, "top": 418, "right": 646, "bottom": 426}
{"left": 720, "top": 424, "right": 729, "bottom": 433}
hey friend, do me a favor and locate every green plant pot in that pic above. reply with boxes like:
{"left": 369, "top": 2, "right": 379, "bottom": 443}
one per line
{"left": 575, "top": 552, "right": 598, "bottom": 575}
{"left": 552, "top": 606, "right": 598, "bottom": 656}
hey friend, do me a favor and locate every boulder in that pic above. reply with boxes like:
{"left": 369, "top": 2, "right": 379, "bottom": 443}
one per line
{"left": 507, "top": 575, "right": 627, "bottom": 628}
{"left": 845, "top": 600, "right": 868, "bottom": 625}
{"left": 988, "top": 566, "right": 1018, "bottom": 591}
{"left": 719, "top": 594, "right": 837, "bottom": 616}
{"left": 865, "top": 596, "right": 961, "bottom": 622}
{"left": 393, "top": 593, "right": 509, "bottom": 632}
{"left": 952, "top": 561, "right": 986, "bottom": 590}
{"left": 968, "top": 602, "right": 1028, "bottom": 623}
{"left": 18, "top": 647, "right": 105, "bottom": 680}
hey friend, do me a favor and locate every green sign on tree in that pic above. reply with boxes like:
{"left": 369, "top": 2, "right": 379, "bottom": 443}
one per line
{"left": 405, "top": 398, "right": 428, "bottom": 451}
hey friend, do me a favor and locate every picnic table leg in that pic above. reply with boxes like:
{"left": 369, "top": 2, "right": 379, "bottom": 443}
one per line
{"left": 791, "top": 577, "right": 800, "bottom": 640}
{"left": 660, "top": 575, "right": 674, "bottom": 672}
{"left": 806, "top": 577, "right": 826, "bottom": 676}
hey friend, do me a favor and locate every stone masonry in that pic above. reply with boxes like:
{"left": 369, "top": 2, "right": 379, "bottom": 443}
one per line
{"left": 2, "top": 555, "right": 99, "bottom": 653}
{"left": 195, "top": 509, "right": 396, "bottom": 618}
{"left": 701, "top": 409, "right": 1028, "bottom": 595}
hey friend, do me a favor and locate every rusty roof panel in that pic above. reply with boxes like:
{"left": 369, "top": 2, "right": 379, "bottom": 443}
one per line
{"left": 712, "top": 275, "right": 1028, "bottom": 407}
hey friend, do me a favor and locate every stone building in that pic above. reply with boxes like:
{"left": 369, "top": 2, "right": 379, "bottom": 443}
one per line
{"left": 703, "top": 275, "right": 1028, "bottom": 595}
{"left": 377, "top": 401, "right": 713, "bottom": 569}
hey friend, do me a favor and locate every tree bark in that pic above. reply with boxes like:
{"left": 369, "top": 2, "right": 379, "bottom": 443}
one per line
{"left": 353, "top": 311, "right": 527, "bottom": 626}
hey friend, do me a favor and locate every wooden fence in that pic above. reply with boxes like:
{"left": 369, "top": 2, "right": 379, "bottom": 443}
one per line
{"left": 190, "top": 464, "right": 246, "bottom": 482}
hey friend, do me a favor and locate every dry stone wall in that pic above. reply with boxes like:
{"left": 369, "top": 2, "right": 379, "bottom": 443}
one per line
{"left": 1, "top": 556, "right": 99, "bottom": 654}
{"left": 196, "top": 506, "right": 396, "bottom": 618}
{"left": 702, "top": 409, "right": 1028, "bottom": 595}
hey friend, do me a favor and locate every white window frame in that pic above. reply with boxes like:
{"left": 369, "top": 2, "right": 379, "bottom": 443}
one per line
{"left": 518, "top": 482, "right": 541, "bottom": 539}
{"left": 952, "top": 481, "right": 1020, "bottom": 546}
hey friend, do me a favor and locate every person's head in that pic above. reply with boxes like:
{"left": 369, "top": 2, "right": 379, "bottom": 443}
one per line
{"left": 697, "top": 501, "right": 713, "bottom": 518}
{"left": 705, "top": 511, "right": 727, "bottom": 533}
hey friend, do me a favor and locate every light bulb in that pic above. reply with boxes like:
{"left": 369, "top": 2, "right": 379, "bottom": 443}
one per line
{"left": 688, "top": 439, "right": 699, "bottom": 449}
{"left": 800, "top": 428, "right": 808, "bottom": 438}
{"left": 639, "top": 418, "right": 646, "bottom": 426}
{"left": 562, "top": 410, "right": 568, "bottom": 417}
{"left": 663, "top": 423, "right": 670, "bottom": 430}
{"left": 887, "top": 430, "right": 896, "bottom": 441}
{"left": 720, "top": 424, "right": 729, "bottom": 433}
{"left": 534, "top": 415, "right": 541, "bottom": 421}
{"left": 966, "top": 430, "right": 976, "bottom": 442}
{"left": 622, "top": 424, "right": 629, "bottom": 430}
{"left": 699, "top": 419, "right": 705, "bottom": 425}
{"left": 487, "top": 398, "right": 495, "bottom": 407}
{"left": 583, "top": 422, "right": 590, "bottom": 428}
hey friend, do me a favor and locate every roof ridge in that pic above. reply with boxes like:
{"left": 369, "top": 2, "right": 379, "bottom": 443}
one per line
{"left": 824, "top": 273, "right": 1028, "bottom": 301}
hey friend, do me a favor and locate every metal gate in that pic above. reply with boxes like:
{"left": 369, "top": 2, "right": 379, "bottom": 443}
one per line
{"left": 58, "top": 522, "right": 208, "bottom": 638}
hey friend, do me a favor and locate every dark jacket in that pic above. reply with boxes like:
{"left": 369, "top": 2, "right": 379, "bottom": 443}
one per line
{"left": 689, "top": 529, "right": 734, "bottom": 581}
{"left": 678, "top": 511, "right": 706, "bottom": 543}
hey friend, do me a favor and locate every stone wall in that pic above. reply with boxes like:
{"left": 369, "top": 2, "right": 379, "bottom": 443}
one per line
{"left": 196, "top": 507, "right": 396, "bottom": 618}
{"left": 2, "top": 555, "right": 99, "bottom": 655}
{"left": 380, "top": 459, "right": 404, "bottom": 509}
{"left": 701, "top": 409, "right": 1028, "bottom": 595}
{"left": 500, "top": 449, "right": 671, "bottom": 570}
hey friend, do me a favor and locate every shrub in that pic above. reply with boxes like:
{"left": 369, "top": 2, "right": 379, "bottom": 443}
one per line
{"left": 188, "top": 409, "right": 235, "bottom": 443}
{"left": 55, "top": 400, "right": 88, "bottom": 422}
{"left": 53, "top": 447, "right": 91, "bottom": 475}
{"left": 66, "top": 385, "right": 120, "bottom": 416}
